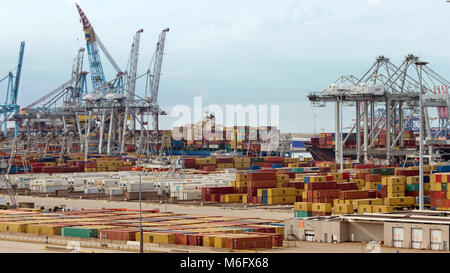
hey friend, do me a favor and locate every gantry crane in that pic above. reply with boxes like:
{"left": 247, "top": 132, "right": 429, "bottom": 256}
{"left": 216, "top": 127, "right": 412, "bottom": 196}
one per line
{"left": 0, "top": 41, "right": 24, "bottom": 138}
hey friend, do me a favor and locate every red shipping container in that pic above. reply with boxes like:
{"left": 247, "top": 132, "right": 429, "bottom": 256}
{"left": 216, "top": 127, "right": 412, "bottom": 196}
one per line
{"left": 248, "top": 172, "right": 276, "bottom": 181}
{"left": 285, "top": 182, "right": 305, "bottom": 189}
{"left": 365, "top": 174, "right": 382, "bottom": 182}
{"left": 313, "top": 189, "right": 341, "bottom": 199}
{"left": 395, "top": 169, "right": 419, "bottom": 177}
{"left": 188, "top": 234, "right": 203, "bottom": 246}
{"left": 343, "top": 172, "right": 350, "bottom": 179}
{"left": 225, "top": 235, "right": 272, "bottom": 250}
{"left": 175, "top": 233, "right": 191, "bottom": 245}
{"left": 308, "top": 182, "right": 337, "bottom": 190}
{"left": 339, "top": 190, "right": 370, "bottom": 200}
{"left": 205, "top": 187, "right": 235, "bottom": 194}
{"left": 99, "top": 228, "right": 137, "bottom": 241}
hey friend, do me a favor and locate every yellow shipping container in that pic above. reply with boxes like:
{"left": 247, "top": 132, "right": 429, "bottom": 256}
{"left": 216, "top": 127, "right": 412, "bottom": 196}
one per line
{"left": 242, "top": 195, "right": 248, "bottom": 204}
{"left": 387, "top": 184, "right": 406, "bottom": 193}
{"left": 425, "top": 183, "right": 430, "bottom": 191}
{"left": 373, "top": 205, "right": 394, "bottom": 214}
{"left": 136, "top": 232, "right": 176, "bottom": 244}
{"left": 236, "top": 173, "right": 248, "bottom": 182}
{"left": 430, "top": 175, "right": 437, "bottom": 183}
{"left": 430, "top": 183, "right": 442, "bottom": 191}
{"left": 267, "top": 188, "right": 297, "bottom": 197}
{"left": 328, "top": 173, "right": 343, "bottom": 180}
{"left": 387, "top": 192, "right": 404, "bottom": 198}
{"left": 268, "top": 196, "right": 296, "bottom": 205}
{"left": 352, "top": 199, "right": 384, "bottom": 207}
{"left": 276, "top": 174, "right": 290, "bottom": 182}
{"left": 295, "top": 189, "right": 304, "bottom": 196}
{"left": 357, "top": 205, "right": 373, "bottom": 214}
{"left": 294, "top": 202, "right": 312, "bottom": 212}
{"left": 214, "top": 236, "right": 227, "bottom": 248}
{"left": 236, "top": 181, "right": 248, "bottom": 188}
{"left": 302, "top": 191, "right": 308, "bottom": 201}
{"left": 27, "top": 224, "right": 61, "bottom": 236}
{"left": 0, "top": 222, "right": 27, "bottom": 233}
{"left": 364, "top": 182, "right": 379, "bottom": 190}
{"left": 223, "top": 194, "right": 245, "bottom": 203}
{"left": 384, "top": 197, "right": 415, "bottom": 206}
{"left": 202, "top": 235, "right": 216, "bottom": 247}
{"left": 406, "top": 176, "right": 420, "bottom": 184}
{"left": 335, "top": 204, "right": 354, "bottom": 214}
{"left": 312, "top": 203, "right": 332, "bottom": 213}
{"left": 309, "top": 176, "right": 327, "bottom": 182}
{"left": 383, "top": 176, "right": 405, "bottom": 186}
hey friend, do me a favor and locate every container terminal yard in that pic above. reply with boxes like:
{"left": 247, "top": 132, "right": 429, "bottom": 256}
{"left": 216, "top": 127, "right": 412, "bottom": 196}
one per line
{"left": 2, "top": 2, "right": 450, "bottom": 255}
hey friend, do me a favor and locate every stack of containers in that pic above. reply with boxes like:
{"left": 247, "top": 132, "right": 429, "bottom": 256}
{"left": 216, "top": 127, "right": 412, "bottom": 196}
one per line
{"left": 294, "top": 202, "right": 313, "bottom": 218}
{"left": 304, "top": 175, "right": 339, "bottom": 205}
{"left": 234, "top": 157, "right": 251, "bottom": 169}
{"left": 247, "top": 172, "right": 277, "bottom": 204}
{"left": 430, "top": 171, "right": 450, "bottom": 209}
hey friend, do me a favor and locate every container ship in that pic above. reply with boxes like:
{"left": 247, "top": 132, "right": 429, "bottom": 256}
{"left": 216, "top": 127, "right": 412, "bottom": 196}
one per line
{"left": 305, "top": 131, "right": 450, "bottom": 162}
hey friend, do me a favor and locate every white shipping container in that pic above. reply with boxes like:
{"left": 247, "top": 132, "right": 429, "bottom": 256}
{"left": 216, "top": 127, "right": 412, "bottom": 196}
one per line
{"left": 0, "top": 197, "right": 5, "bottom": 206}
{"left": 84, "top": 187, "right": 99, "bottom": 194}
{"left": 106, "top": 188, "right": 124, "bottom": 196}
{"left": 127, "top": 182, "right": 155, "bottom": 192}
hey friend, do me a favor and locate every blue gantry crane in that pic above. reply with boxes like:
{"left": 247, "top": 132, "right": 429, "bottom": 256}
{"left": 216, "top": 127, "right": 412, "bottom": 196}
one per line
{"left": 0, "top": 41, "right": 24, "bottom": 138}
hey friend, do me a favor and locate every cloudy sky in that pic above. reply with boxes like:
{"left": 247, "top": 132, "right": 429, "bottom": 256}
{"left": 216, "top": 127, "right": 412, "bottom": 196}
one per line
{"left": 1, "top": 0, "right": 450, "bottom": 133}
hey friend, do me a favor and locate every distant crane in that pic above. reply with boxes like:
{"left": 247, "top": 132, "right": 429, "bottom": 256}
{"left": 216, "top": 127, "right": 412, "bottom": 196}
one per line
{"left": 0, "top": 41, "right": 24, "bottom": 138}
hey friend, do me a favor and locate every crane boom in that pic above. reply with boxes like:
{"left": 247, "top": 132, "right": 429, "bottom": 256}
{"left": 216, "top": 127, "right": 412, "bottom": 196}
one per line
{"left": 76, "top": 4, "right": 122, "bottom": 93}
{"left": 13, "top": 42, "right": 25, "bottom": 104}
{"left": 150, "top": 28, "right": 170, "bottom": 102}
{"left": 23, "top": 78, "right": 75, "bottom": 110}
{"left": 127, "top": 29, "right": 144, "bottom": 100}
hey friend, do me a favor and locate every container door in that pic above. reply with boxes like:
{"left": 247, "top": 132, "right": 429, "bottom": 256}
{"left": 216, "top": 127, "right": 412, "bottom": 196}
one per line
{"left": 431, "top": 230, "right": 442, "bottom": 251}
{"left": 411, "top": 228, "right": 423, "bottom": 249}
{"left": 393, "top": 227, "right": 404, "bottom": 248}
{"left": 305, "top": 230, "right": 315, "bottom": 242}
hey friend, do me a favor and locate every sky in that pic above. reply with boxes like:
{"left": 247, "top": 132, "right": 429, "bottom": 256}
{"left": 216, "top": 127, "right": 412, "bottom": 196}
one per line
{"left": 1, "top": 0, "right": 450, "bottom": 133}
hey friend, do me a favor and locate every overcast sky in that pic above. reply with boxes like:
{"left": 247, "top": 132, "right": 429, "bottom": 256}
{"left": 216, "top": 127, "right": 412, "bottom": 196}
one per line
{"left": 1, "top": 0, "right": 450, "bottom": 133}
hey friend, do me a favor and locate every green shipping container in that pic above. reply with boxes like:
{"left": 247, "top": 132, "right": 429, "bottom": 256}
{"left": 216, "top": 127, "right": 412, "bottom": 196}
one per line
{"left": 291, "top": 168, "right": 304, "bottom": 174}
{"left": 62, "top": 227, "right": 98, "bottom": 238}
{"left": 406, "top": 184, "right": 420, "bottom": 192}
{"left": 251, "top": 158, "right": 265, "bottom": 163}
{"left": 370, "top": 168, "right": 395, "bottom": 175}
{"left": 442, "top": 183, "right": 448, "bottom": 192}
{"left": 294, "top": 211, "right": 313, "bottom": 218}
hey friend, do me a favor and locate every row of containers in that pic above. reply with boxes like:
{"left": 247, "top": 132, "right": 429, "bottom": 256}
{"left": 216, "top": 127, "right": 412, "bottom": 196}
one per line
{"left": 200, "top": 162, "right": 450, "bottom": 214}
{"left": 0, "top": 208, "right": 284, "bottom": 250}
{"left": 311, "top": 130, "right": 417, "bottom": 149}
{"left": 183, "top": 156, "right": 314, "bottom": 171}
{"left": 1, "top": 154, "right": 142, "bottom": 175}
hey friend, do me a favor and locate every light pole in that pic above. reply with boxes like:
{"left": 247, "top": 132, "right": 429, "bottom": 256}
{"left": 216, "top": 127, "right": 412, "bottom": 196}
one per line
{"left": 416, "top": 61, "right": 428, "bottom": 211}
{"left": 139, "top": 174, "right": 143, "bottom": 253}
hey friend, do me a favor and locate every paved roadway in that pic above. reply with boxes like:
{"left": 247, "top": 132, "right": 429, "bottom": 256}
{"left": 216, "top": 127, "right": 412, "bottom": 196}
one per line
{"left": 1, "top": 195, "right": 293, "bottom": 220}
